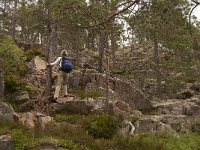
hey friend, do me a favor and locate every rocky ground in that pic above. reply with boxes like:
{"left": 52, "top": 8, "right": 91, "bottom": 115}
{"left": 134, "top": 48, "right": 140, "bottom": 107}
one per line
{"left": 1, "top": 56, "right": 200, "bottom": 150}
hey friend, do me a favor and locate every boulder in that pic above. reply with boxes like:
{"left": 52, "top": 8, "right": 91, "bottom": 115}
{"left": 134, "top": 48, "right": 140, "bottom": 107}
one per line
{"left": 185, "top": 104, "right": 200, "bottom": 116}
{"left": 134, "top": 115, "right": 175, "bottom": 133}
{"left": 89, "top": 97, "right": 114, "bottom": 114}
{"left": 14, "top": 91, "right": 30, "bottom": 105}
{"left": 89, "top": 73, "right": 152, "bottom": 110}
{"left": 69, "top": 71, "right": 151, "bottom": 110}
{"left": 0, "top": 134, "right": 14, "bottom": 150}
{"left": 38, "top": 116, "right": 53, "bottom": 129}
{"left": 18, "top": 101, "right": 31, "bottom": 112}
{"left": 113, "top": 100, "right": 132, "bottom": 116}
{"left": 69, "top": 69, "right": 98, "bottom": 89}
{"left": 12, "top": 112, "right": 20, "bottom": 122}
{"left": 69, "top": 70, "right": 82, "bottom": 88}
{"left": 49, "top": 100, "right": 93, "bottom": 115}
{"left": 160, "top": 115, "right": 193, "bottom": 131}
{"left": 178, "top": 89, "right": 194, "bottom": 99}
{"left": 190, "top": 82, "right": 200, "bottom": 92}
{"left": 30, "top": 56, "right": 46, "bottom": 70}
{"left": 156, "top": 122, "right": 173, "bottom": 133}
{"left": 192, "top": 119, "right": 200, "bottom": 133}
{"left": 20, "top": 112, "right": 35, "bottom": 128}
{"left": 152, "top": 100, "right": 185, "bottom": 115}
{"left": 0, "top": 102, "right": 15, "bottom": 122}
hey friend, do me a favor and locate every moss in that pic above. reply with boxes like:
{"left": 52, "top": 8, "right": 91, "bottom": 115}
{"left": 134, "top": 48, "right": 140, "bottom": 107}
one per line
{"left": 72, "top": 89, "right": 104, "bottom": 99}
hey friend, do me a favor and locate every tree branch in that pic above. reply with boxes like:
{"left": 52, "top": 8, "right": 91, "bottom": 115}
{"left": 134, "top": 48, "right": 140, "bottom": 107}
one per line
{"left": 78, "top": 0, "right": 140, "bottom": 29}
{"left": 189, "top": 1, "right": 199, "bottom": 44}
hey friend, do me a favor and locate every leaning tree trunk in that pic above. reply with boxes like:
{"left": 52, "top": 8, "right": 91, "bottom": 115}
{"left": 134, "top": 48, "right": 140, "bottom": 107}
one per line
{"left": 0, "top": 58, "right": 5, "bottom": 98}
{"left": 45, "top": 19, "right": 57, "bottom": 97}
{"left": 153, "top": 40, "right": 162, "bottom": 98}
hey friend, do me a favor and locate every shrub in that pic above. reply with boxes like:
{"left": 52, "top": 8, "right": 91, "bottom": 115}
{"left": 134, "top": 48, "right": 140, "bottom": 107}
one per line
{"left": 85, "top": 113, "right": 117, "bottom": 139}
{"left": 0, "top": 37, "right": 29, "bottom": 93}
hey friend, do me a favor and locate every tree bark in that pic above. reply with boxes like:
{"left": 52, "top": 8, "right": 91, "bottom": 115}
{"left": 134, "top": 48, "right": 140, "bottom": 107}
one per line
{"left": 111, "top": 34, "right": 116, "bottom": 65}
{"left": 98, "top": 30, "right": 106, "bottom": 73}
{"left": 0, "top": 58, "right": 5, "bottom": 98}
{"left": 75, "top": 28, "right": 80, "bottom": 66}
{"left": 12, "top": 0, "right": 17, "bottom": 40}
{"left": 153, "top": 40, "right": 162, "bottom": 98}
{"left": 45, "top": 17, "right": 57, "bottom": 96}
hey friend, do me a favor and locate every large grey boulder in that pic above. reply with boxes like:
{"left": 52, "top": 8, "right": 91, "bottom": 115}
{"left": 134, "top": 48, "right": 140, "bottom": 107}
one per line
{"left": 69, "top": 71, "right": 152, "bottom": 110}
{"left": 0, "top": 102, "right": 15, "bottom": 122}
{"left": 134, "top": 115, "right": 174, "bottom": 133}
{"left": 89, "top": 73, "right": 152, "bottom": 110}
{"left": 49, "top": 99, "right": 93, "bottom": 115}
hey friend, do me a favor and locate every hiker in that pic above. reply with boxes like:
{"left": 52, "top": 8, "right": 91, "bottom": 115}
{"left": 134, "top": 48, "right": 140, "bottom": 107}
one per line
{"left": 47, "top": 50, "right": 74, "bottom": 100}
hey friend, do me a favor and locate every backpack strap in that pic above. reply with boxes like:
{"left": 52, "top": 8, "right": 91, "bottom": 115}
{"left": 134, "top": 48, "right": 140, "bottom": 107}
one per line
{"left": 58, "top": 57, "right": 64, "bottom": 70}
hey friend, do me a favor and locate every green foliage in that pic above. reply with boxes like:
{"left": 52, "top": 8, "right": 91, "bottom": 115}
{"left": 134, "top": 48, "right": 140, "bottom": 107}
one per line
{"left": 24, "top": 84, "right": 34, "bottom": 96}
{"left": 73, "top": 89, "right": 104, "bottom": 99}
{"left": 0, "top": 37, "right": 29, "bottom": 93}
{"left": 114, "top": 132, "right": 200, "bottom": 150}
{"left": 85, "top": 113, "right": 118, "bottom": 139}
{"left": 55, "top": 114, "right": 82, "bottom": 124}
{"left": 0, "top": 120, "right": 87, "bottom": 150}
{"left": 24, "top": 48, "right": 45, "bottom": 61}
{"left": 2, "top": 119, "right": 200, "bottom": 150}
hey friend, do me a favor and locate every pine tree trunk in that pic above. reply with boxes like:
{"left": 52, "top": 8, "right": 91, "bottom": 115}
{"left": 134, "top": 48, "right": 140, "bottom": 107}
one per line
{"left": 76, "top": 28, "right": 80, "bottom": 66}
{"left": 12, "top": 0, "right": 17, "bottom": 40}
{"left": 111, "top": 34, "right": 116, "bottom": 65}
{"left": 45, "top": 19, "right": 56, "bottom": 96}
{"left": 153, "top": 40, "right": 162, "bottom": 98}
{"left": 0, "top": 58, "right": 5, "bottom": 98}
{"left": 98, "top": 30, "right": 105, "bottom": 73}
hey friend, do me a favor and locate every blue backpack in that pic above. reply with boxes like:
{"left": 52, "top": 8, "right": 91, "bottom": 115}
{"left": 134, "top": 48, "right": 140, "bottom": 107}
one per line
{"left": 60, "top": 57, "right": 74, "bottom": 73}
